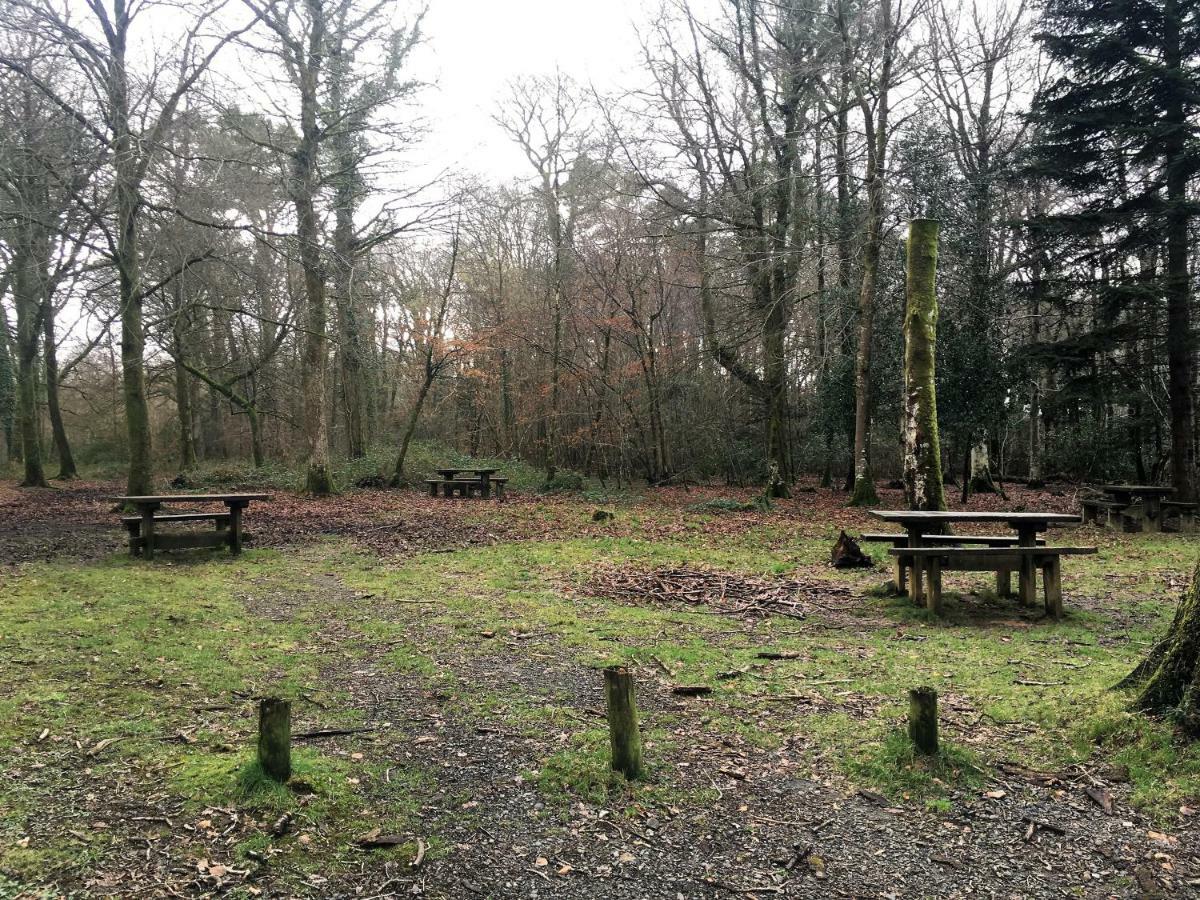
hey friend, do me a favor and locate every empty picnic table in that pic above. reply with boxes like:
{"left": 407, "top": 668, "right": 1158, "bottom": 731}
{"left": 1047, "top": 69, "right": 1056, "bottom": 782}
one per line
{"left": 117, "top": 494, "right": 269, "bottom": 559}
{"left": 1099, "top": 484, "right": 1175, "bottom": 532}
{"left": 427, "top": 468, "right": 506, "bottom": 499}
{"left": 866, "top": 510, "right": 1088, "bottom": 617}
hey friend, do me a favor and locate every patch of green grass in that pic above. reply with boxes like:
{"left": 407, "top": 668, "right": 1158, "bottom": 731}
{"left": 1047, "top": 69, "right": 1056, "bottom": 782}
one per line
{"left": 536, "top": 730, "right": 632, "bottom": 805}
{"left": 169, "top": 749, "right": 357, "bottom": 814}
{"left": 846, "top": 729, "right": 984, "bottom": 808}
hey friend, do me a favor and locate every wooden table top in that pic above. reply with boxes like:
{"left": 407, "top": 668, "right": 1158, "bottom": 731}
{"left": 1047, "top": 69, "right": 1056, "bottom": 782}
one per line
{"left": 436, "top": 468, "right": 498, "bottom": 477}
{"left": 870, "top": 510, "right": 1081, "bottom": 526}
{"left": 117, "top": 494, "right": 271, "bottom": 504}
{"left": 1101, "top": 484, "right": 1175, "bottom": 495}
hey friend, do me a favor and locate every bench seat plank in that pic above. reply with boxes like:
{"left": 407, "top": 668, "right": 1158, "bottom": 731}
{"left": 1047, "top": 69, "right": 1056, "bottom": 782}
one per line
{"left": 885, "top": 546, "right": 1096, "bottom": 618}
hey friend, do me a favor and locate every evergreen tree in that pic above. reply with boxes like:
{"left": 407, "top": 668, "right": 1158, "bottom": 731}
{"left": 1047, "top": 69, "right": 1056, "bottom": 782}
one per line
{"left": 1027, "top": 0, "right": 1200, "bottom": 499}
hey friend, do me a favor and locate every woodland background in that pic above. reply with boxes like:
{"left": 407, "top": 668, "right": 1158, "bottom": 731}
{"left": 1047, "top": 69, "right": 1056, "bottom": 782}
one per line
{"left": 0, "top": 0, "right": 1196, "bottom": 503}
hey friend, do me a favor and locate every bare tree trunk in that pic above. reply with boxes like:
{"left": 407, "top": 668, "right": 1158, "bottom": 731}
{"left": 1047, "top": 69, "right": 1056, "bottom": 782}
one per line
{"left": 902, "top": 219, "right": 945, "bottom": 511}
{"left": 393, "top": 375, "right": 434, "bottom": 484}
{"left": 848, "top": 0, "right": 896, "bottom": 507}
{"left": 42, "top": 294, "right": 76, "bottom": 479}
{"left": 109, "top": 31, "right": 154, "bottom": 496}
{"left": 0, "top": 281, "right": 15, "bottom": 466}
{"left": 294, "top": 2, "right": 333, "bottom": 496}
{"left": 328, "top": 37, "right": 369, "bottom": 460}
{"left": 12, "top": 235, "right": 47, "bottom": 487}
{"left": 1164, "top": 1, "right": 1196, "bottom": 501}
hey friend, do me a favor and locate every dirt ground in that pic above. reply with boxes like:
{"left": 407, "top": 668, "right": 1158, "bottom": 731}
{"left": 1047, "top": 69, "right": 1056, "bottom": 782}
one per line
{"left": 1, "top": 478, "right": 1197, "bottom": 898}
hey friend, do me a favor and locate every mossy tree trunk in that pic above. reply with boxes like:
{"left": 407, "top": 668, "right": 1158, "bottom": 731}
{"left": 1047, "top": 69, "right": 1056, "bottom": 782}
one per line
{"left": 901, "top": 219, "right": 945, "bottom": 512}
{"left": 1121, "top": 555, "right": 1200, "bottom": 734}
{"left": 847, "top": 0, "right": 898, "bottom": 509}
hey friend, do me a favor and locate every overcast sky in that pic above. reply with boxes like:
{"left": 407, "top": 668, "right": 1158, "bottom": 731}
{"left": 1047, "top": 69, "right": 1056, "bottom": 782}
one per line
{"left": 415, "top": 0, "right": 649, "bottom": 182}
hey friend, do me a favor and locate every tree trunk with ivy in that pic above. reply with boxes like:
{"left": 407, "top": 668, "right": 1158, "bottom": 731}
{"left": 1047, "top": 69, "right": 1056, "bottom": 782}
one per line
{"left": 1121, "top": 555, "right": 1200, "bottom": 734}
{"left": 901, "top": 219, "right": 945, "bottom": 512}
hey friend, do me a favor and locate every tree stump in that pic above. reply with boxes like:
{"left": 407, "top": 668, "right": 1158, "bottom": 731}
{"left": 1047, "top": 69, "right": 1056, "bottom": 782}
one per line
{"left": 831, "top": 531, "right": 872, "bottom": 568}
{"left": 908, "top": 686, "right": 939, "bottom": 755}
{"left": 257, "top": 697, "right": 292, "bottom": 782}
{"left": 604, "top": 666, "right": 643, "bottom": 780}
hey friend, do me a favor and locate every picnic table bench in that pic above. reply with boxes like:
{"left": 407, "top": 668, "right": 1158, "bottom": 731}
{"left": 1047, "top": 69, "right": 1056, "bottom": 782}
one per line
{"left": 1091, "top": 485, "right": 1176, "bottom": 533}
{"left": 866, "top": 510, "right": 1091, "bottom": 617}
{"left": 425, "top": 467, "right": 507, "bottom": 500}
{"left": 117, "top": 494, "right": 269, "bottom": 558}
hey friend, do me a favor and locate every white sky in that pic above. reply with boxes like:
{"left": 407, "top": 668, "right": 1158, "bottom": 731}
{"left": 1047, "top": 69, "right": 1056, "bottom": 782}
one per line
{"left": 415, "top": 0, "right": 650, "bottom": 182}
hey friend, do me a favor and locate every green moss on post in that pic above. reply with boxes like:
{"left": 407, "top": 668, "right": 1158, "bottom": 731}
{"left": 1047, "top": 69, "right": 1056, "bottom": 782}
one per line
{"left": 902, "top": 219, "right": 947, "bottom": 512}
{"left": 604, "top": 666, "right": 643, "bottom": 780}
{"left": 257, "top": 697, "right": 292, "bottom": 782}
{"left": 908, "top": 686, "right": 939, "bottom": 756}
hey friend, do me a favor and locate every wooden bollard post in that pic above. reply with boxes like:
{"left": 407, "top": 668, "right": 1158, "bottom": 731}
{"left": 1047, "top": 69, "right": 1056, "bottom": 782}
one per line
{"left": 257, "top": 697, "right": 292, "bottom": 782}
{"left": 604, "top": 666, "right": 643, "bottom": 780}
{"left": 908, "top": 686, "right": 938, "bottom": 755}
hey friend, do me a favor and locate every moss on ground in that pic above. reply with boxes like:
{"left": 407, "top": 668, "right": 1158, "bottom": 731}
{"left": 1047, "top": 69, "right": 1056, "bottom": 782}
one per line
{"left": 2, "top": 497, "right": 1200, "bottom": 891}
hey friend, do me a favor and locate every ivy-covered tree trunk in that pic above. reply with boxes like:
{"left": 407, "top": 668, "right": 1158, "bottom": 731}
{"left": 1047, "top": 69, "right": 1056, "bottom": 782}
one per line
{"left": 1121, "top": 555, "right": 1200, "bottom": 735}
{"left": 292, "top": 3, "right": 334, "bottom": 497}
{"left": 901, "top": 219, "right": 945, "bottom": 512}
{"left": 12, "top": 236, "right": 47, "bottom": 488}
{"left": 43, "top": 297, "right": 77, "bottom": 480}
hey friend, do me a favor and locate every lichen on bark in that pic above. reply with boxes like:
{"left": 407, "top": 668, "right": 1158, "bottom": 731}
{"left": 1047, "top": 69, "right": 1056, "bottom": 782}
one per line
{"left": 902, "top": 219, "right": 946, "bottom": 512}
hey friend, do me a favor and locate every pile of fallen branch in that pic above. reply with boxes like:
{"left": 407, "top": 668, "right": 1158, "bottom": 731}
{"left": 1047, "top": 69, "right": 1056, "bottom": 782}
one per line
{"left": 583, "top": 566, "right": 853, "bottom": 620}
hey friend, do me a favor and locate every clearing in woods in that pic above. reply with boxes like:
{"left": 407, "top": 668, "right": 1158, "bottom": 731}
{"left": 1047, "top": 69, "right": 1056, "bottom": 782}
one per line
{"left": 1, "top": 478, "right": 1199, "bottom": 897}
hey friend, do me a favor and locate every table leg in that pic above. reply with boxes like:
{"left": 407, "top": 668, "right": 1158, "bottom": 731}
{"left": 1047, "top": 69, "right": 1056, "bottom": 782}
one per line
{"left": 228, "top": 504, "right": 244, "bottom": 555}
{"left": 1146, "top": 498, "right": 1162, "bottom": 533}
{"left": 1016, "top": 526, "right": 1037, "bottom": 605}
{"left": 996, "top": 569, "right": 1012, "bottom": 597}
{"left": 910, "top": 556, "right": 926, "bottom": 606}
{"left": 926, "top": 558, "right": 942, "bottom": 615}
{"left": 1043, "top": 557, "right": 1063, "bottom": 620}
{"left": 480, "top": 475, "right": 491, "bottom": 499}
{"left": 140, "top": 504, "right": 158, "bottom": 560}
{"left": 907, "top": 530, "right": 923, "bottom": 604}
{"left": 893, "top": 540, "right": 908, "bottom": 595}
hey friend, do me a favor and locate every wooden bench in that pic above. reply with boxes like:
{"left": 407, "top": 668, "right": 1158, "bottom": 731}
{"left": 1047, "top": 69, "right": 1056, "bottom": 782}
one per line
{"left": 426, "top": 478, "right": 477, "bottom": 498}
{"left": 1161, "top": 500, "right": 1197, "bottom": 533}
{"left": 123, "top": 512, "right": 233, "bottom": 555}
{"left": 426, "top": 475, "right": 508, "bottom": 499}
{"left": 887, "top": 546, "right": 1097, "bottom": 618}
{"left": 117, "top": 494, "right": 267, "bottom": 558}
{"left": 861, "top": 532, "right": 1045, "bottom": 595}
{"left": 1080, "top": 498, "right": 1123, "bottom": 527}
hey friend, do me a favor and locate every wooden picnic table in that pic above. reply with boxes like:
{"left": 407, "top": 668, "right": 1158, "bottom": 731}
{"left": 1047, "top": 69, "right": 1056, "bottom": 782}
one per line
{"left": 116, "top": 493, "right": 269, "bottom": 559}
{"left": 1100, "top": 484, "right": 1175, "bottom": 532}
{"left": 868, "top": 509, "right": 1084, "bottom": 610}
{"left": 870, "top": 510, "right": 1081, "bottom": 546}
{"left": 429, "top": 468, "right": 504, "bottom": 499}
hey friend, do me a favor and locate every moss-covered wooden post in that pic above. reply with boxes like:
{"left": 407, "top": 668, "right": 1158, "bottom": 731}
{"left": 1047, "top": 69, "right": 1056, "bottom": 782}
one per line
{"left": 604, "top": 666, "right": 643, "bottom": 780}
{"left": 902, "top": 219, "right": 947, "bottom": 513}
{"left": 908, "top": 686, "right": 939, "bottom": 755}
{"left": 257, "top": 697, "right": 292, "bottom": 782}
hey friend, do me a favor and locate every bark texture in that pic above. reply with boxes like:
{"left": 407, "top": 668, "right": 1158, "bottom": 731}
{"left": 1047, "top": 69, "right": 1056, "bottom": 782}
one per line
{"left": 901, "top": 219, "right": 945, "bottom": 512}
{"left": 1122, "top": 555, "right": 1200, "bottom": 735}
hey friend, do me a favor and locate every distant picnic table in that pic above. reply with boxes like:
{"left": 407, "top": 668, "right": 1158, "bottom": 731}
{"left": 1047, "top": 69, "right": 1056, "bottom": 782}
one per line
{"left": 426, "top": 468, "right": 507, "bottom": 500}
{"left": 117, "top": 494, "right": 269, "bottom": 559}
{"left": 1081, "top": 484, "right": 1188, "bottom": 533}
{"left": 863, "top": 509, "right": 1090, "bottom": 618}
